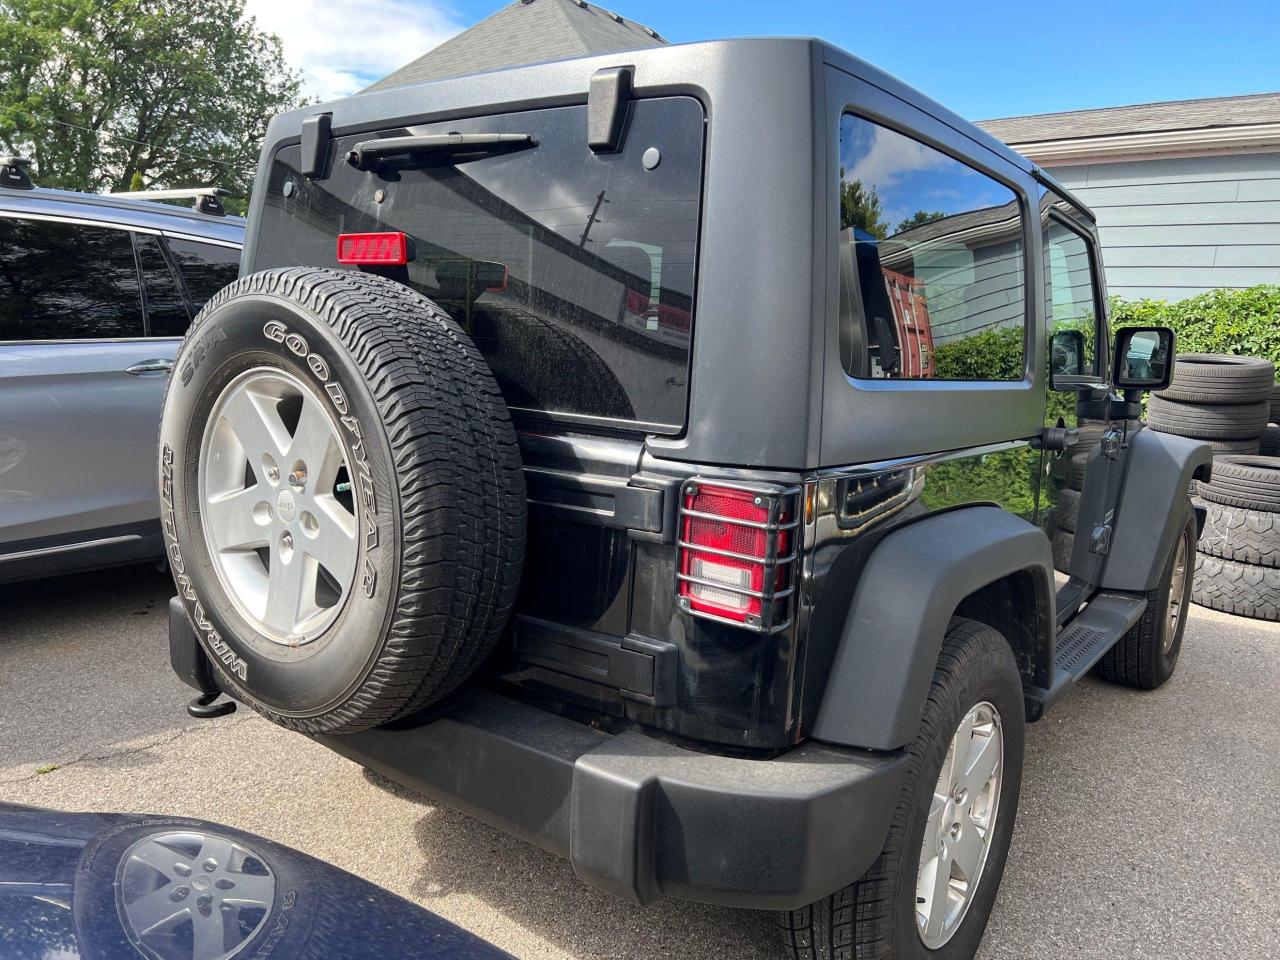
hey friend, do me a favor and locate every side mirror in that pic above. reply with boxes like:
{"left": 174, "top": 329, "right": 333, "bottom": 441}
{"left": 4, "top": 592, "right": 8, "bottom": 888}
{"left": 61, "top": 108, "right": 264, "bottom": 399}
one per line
{"left": 1050, "top": 329, "right": 1084, "bottom": 388}
{"left": 1114, "top": 326, "right": 1175, "bottom": 391}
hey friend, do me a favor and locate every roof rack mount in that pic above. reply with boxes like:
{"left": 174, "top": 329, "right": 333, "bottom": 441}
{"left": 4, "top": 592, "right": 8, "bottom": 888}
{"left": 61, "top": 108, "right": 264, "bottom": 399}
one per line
{"left": 106, "top": 186, "right": 231, "bottom": 216}
{"left": 1, "top": 156, "right": 34, "bottom": 191}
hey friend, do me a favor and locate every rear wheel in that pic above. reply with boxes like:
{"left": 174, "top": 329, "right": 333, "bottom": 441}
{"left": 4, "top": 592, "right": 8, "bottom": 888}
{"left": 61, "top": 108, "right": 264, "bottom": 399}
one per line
{"left": 780, "top": 620, "right": 1024, "bottom": 960}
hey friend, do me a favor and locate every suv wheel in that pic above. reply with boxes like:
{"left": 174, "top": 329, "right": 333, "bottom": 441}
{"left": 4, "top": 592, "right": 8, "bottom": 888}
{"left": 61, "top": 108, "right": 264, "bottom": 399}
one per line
{"left": 780, "top": 619, "right": 1024, "bottom": 959}
{"left": 1094, "top": 498, "right": 1195, "bottom": 689}
{"left": 159, "top": 268, "right": 526, "bottom": 733}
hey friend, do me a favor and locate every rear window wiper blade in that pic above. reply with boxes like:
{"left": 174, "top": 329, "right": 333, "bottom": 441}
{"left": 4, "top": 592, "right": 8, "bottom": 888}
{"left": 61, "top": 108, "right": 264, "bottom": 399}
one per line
{"left": 346, "top": 133, "right": 536, "bottom": 171}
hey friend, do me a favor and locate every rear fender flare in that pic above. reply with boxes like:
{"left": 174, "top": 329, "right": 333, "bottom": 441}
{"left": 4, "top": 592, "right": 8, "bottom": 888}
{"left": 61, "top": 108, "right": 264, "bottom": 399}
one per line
{"left": 811, "top": 506, "right": 1055, "bottom": 751}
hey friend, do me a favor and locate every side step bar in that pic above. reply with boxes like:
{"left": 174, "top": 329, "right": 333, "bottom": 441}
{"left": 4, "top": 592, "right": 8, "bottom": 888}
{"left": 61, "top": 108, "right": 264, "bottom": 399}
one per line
{"left": 1026, "top": 592, "right": 1148, "bottom": 720}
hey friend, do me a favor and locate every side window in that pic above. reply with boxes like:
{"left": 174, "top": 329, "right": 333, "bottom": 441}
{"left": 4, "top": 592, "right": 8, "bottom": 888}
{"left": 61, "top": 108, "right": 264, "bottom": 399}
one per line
{"left": 838, "top": 114, "right": 1026, "bottom": 381}
{"left": 0, "top": 216, "right": 143, "bottom": 340}
{"left": 1044, "top": 218, "right": 1103, "bottom": 379}
{"left": 167, "top": 238, "right": 240, "bottom": 308}
{"left": 136, "top": 234, "right": 191, "bottom": 337}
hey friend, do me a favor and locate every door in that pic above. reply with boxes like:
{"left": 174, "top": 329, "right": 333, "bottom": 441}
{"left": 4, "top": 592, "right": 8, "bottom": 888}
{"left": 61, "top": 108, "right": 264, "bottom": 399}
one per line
{"left": 1037, "top": 194, "right": 1118, "bottom": 618}
{"left": 0, "top": 215, "right": 186, "bottom": 551}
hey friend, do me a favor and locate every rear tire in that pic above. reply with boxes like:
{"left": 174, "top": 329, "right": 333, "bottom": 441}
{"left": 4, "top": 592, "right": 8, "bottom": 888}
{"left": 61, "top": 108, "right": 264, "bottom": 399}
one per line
{"left": 779, "top": 620, "right": 1024, "bottom": 960}
{"left": 1094, "top": 499, "right": 1195, "bottom": 689}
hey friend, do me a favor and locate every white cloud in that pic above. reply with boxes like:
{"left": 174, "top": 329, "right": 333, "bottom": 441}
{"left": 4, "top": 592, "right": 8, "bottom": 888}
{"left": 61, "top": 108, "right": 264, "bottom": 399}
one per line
{"left": 845, "top": 125, "right": 949, "bottom": 196}
{"left": 243, "top": 0, "right": 467, "bottom": 101}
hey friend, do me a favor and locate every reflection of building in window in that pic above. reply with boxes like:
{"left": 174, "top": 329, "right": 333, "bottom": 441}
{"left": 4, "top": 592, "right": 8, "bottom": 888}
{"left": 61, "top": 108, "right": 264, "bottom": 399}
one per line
{"left": 838, "top": 113, "right": 1026, "bottom": 382}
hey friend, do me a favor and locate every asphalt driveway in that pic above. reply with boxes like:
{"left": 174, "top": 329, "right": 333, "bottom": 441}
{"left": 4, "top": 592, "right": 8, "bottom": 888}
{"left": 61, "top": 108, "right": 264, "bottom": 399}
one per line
{"left": 1, "top": 563, "right": 1277, "bottom": 959}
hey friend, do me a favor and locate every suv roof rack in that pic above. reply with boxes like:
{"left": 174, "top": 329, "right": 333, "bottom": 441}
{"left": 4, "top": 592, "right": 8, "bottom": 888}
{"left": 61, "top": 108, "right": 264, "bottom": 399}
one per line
{"left": 106, "top": 186, "right": 231, "bottom": 217}
{"left": 1, "top": 157, "right": 34, "bottom": 191}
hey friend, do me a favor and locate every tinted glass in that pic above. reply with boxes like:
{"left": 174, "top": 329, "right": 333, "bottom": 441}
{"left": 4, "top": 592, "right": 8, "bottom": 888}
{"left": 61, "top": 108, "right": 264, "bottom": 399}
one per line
{"left": 838, "top": 114, "right": 1026, "bottom": 381}
{"left": 136, "top": 234, "right": 191, "bottom": 336}
{"left": 1044, "top": 218, "right": 1102, "bottom": 378}
{"left": 0, "top": 217, "right": 143, "bottom": 340}
{"left": 255, "top": 97, "right": 705, "bottom": 431}
{"left": 168, "top": 238, "right": 240, "bottom": 307}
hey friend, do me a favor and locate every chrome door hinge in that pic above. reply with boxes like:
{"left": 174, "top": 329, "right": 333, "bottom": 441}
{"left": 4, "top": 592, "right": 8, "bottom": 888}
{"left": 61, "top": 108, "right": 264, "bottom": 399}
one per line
{"left": 1101, "top": 428, "right": 1124, "bottom": 460}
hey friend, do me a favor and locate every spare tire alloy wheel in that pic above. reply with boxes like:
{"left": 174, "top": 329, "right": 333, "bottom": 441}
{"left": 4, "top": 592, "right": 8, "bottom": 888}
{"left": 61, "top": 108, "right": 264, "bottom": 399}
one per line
{"left": 200, "top": 368, "right": 356, "bottom": 644}
{"left": 160, "top": 268, "right": 526, "bottom": 734}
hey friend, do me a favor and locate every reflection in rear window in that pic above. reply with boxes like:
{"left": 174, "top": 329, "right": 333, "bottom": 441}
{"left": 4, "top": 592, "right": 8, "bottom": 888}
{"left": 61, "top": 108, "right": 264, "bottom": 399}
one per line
{"left": 255, "top": 97, "right": 705, "bottom": 431}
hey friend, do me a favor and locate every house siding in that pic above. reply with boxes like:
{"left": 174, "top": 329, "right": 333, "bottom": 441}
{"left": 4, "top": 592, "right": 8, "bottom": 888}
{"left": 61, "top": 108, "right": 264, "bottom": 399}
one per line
{"left": 1046, "top": 152, "right": 1280, "bottom": 301}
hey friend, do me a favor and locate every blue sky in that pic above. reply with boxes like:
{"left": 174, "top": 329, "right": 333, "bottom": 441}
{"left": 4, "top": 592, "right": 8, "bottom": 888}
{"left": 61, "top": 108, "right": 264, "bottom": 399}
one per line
{"left": 444, "top": 0, "right": 1279, "bottom": 120}
{"left": 254, "top": 1, "right": 1279, "bottom": 119}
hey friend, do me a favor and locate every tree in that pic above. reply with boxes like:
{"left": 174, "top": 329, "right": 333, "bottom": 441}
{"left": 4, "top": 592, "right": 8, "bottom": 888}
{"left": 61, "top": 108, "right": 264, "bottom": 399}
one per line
{"left": 0, "top": 0, "right": 303, "bottom": 202}
{"left": 894, "top": 209, "right": 947, "bottom": 235}
{"left": 839, "top": 169, "right": 887, "bottom": 239}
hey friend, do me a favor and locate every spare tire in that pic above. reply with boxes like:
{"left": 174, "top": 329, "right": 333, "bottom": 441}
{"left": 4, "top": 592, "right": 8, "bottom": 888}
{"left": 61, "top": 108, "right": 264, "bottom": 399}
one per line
{"left": 159, "top": 268, "right": 526, "bottom": 733}
{"left": 1156, "top": 353, "right": 1275, "bottom": 405}
{"left": 1147, "top": 395, "right": 1269, "bottom": 440}
{"left": 1195, "top": 455, "right": 1280, "bottom": 512}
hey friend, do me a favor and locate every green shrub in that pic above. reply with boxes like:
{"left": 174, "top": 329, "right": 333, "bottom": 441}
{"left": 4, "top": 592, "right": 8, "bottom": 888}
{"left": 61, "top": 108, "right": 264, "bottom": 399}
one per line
{"left": 1111, "top": 285, "right": 1280, "bottom": 363}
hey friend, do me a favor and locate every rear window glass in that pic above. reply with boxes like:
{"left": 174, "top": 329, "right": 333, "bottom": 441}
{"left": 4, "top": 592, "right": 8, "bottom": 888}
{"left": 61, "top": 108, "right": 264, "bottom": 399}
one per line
{"left": 167, "top": 238, "right": 240, "bottom": 308}
{"left": 255, "top": 96, "right": 705, "bottom": 431}
{"left": 837, "top": 114, "right": 1026, "bottom": 381}
{"left": 0, "top": 216, "right": 143, "bottom": 340}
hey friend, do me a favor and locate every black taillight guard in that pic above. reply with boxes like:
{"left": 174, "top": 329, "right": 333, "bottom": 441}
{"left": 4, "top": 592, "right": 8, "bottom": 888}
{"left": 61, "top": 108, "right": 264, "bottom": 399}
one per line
{"left": 676, "top": 477, "right": 801, "bottom": 632}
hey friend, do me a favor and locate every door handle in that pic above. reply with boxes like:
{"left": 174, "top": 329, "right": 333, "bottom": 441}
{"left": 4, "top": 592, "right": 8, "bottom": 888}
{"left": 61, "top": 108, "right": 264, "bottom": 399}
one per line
{"left": 1034, "top": 425, "right": 1079, "bottom": 452}
{"left": 125, "top": 359, "right": 175, "bottom": 375}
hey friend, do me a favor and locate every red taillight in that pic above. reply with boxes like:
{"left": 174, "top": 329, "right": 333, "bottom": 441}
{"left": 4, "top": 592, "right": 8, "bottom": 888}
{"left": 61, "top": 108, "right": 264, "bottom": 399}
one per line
{"left": 677, "top": 482, "right": 795, "bottom": 629}
{"left": 336, "top": 232, "right": 410, "bottom": 265}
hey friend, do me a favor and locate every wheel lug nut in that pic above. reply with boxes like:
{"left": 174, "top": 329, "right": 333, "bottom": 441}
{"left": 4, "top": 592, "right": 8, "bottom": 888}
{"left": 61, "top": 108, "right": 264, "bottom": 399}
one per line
{"left": 281, "top": 532, "right": 293, "bottom": 550}
{"left": 266, "top": 465, "right": 280, "bottom": 483}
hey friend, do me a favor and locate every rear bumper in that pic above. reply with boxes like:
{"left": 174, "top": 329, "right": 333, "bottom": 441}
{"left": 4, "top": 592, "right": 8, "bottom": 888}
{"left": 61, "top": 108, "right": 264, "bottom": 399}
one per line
{"left": 169, "top": 598, "right": 907, "bottom": 910}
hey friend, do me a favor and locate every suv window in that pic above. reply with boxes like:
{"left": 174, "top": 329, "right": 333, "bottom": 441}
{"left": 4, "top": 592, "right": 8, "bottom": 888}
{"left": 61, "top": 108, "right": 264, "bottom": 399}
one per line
{"left": 0, "top": 216, "right": 143, "bottom": 340}
{"left": 167, "top": 238, "right": 240, "bottom": 308}
{"left": 255, "top": 96, "right": 705, "bottom": 431}
{"left": 837, "top": 114, "right": 1026, "bottom": 381}
{"left": 1044, "top": 217, "right": 1103, "bottom": 379}
{"left": 136, "top": 234, "right": 191, "bottom": 337}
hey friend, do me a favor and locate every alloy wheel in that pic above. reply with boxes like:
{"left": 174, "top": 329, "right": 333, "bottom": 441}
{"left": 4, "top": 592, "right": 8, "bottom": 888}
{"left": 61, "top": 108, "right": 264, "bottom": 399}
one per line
{"left": 198, "top": 367, "right": 357, "bottom": 645}
{"left": 915, "top": 700, "right": 1004, "bottom": 949}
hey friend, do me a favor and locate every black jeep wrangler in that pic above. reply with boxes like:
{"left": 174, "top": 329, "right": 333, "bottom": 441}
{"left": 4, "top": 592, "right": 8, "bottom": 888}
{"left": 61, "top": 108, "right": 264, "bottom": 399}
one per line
{"left": 162, "top": 38, "right": 1211, "bottom": 958}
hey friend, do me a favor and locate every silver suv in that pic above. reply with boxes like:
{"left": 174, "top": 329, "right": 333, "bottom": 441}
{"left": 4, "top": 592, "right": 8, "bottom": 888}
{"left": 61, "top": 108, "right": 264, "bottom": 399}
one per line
{"left": 0, "top": 159, "right": 243, "bottom": 582}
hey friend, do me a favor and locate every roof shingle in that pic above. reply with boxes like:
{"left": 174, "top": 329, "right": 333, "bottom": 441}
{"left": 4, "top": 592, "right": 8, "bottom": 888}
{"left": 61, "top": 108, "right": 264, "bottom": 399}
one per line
{"left": 978, "top": 91, "right": 1280, "bottom": 146}
{"left": 365, "top": 0, "right": 666, "bottom": 92}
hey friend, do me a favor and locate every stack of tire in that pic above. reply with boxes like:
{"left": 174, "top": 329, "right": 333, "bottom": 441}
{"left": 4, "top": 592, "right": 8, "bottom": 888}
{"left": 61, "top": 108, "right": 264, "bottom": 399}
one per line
{"left": 1194, "top": 457, "right": 1280, "bottom": 620}
{"left": 1148, "top": 354, "right": 1275, "bottom": 454}
{"left": 1144, "top": 353, "right": 1280, "bottom": 620}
